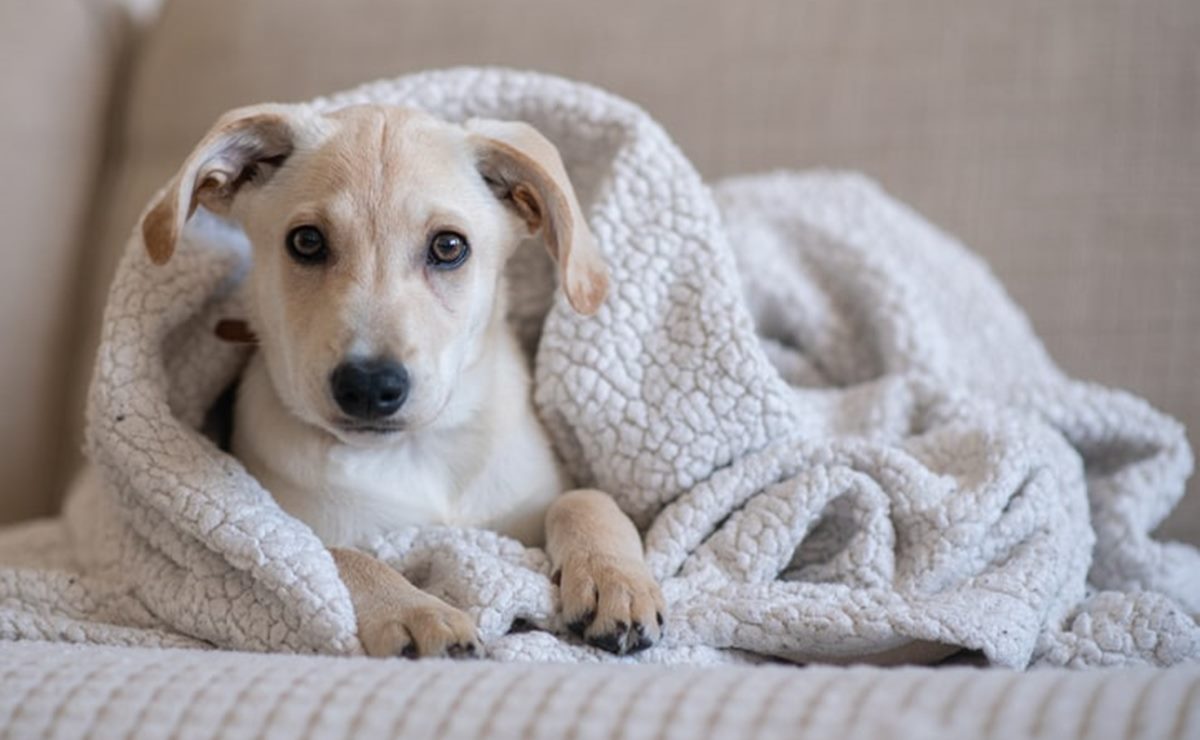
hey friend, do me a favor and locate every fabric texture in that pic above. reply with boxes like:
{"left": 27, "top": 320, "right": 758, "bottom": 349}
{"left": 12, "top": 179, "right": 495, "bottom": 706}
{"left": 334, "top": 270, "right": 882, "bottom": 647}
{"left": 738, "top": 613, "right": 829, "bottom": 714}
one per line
{"left": 3, "top": 641, "right": 1199, "bottom": 740}
{"left": 0, "top": 69, "right": 1196, "bottom": 669}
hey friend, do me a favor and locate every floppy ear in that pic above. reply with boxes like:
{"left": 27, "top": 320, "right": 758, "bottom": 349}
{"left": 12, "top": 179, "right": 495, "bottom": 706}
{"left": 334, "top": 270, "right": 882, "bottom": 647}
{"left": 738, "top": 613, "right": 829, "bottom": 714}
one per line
{"left": 466, "top": 119, "right": 609, "bottom": 316}
{"left": 141, "top": 105, "right": 297, "bottom": 265}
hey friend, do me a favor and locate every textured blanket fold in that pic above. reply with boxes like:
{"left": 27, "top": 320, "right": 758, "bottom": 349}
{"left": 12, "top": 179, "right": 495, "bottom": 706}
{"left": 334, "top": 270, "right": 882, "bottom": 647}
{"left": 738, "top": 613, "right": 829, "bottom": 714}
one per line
{"left": 1, "top": 68, "right": 1196, "bottom": 668}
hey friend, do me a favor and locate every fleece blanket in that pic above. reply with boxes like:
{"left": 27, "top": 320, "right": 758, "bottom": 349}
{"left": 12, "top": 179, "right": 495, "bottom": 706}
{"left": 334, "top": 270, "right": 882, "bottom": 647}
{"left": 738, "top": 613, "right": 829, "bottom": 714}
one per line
{"left": 1, "top": 68, "right": 1197, "bottom": 668}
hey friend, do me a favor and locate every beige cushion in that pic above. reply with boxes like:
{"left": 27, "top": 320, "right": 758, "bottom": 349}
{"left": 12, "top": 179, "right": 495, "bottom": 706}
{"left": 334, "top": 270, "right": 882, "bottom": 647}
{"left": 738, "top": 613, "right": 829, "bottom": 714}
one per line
{"left": 75, "top": 0, "right": 1200, "bottom": 540}
{"left": 0, "top": 1, "right": 130, "bottom": 523}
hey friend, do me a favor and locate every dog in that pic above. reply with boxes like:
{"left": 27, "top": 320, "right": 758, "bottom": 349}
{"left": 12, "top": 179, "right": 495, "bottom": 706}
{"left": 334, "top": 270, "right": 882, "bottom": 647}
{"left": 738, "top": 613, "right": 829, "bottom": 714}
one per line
{"left": 140, "top": 103, "right": 665, "bottom": 658}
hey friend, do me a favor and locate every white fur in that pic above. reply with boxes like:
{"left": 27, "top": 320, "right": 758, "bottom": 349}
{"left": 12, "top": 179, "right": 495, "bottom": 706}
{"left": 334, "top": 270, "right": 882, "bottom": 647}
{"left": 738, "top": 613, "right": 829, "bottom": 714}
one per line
{"left": 232, "top": 324, "right": 564, "bottom": 548}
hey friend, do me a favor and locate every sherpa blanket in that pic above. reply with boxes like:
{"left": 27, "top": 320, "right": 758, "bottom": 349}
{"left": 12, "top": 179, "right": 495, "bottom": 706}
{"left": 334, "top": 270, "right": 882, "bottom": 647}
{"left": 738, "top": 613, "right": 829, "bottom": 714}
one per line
{"left": 1, "top": 68, "right": 1197, "bottom": 668}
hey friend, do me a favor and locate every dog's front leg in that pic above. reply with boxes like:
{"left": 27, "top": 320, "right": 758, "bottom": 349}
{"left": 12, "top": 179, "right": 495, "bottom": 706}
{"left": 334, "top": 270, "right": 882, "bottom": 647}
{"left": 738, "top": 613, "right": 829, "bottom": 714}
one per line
{"left": 546, "top": 489, "right": 665, "bottom": 655}
{"left": 331, "top": 547, "right": 480, "bottom": 659}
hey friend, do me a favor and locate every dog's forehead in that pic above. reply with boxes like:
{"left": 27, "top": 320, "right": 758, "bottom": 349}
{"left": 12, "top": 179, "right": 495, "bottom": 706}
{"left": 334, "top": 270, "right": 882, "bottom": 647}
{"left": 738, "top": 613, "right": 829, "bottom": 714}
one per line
{"left": 311, "top": 105, "right": 467, "bottom": 181}
{"left": 267, "top": 105, "right": 500, "bottom": 254}
{"left": 273, "top": 104, "right": 489, "bottom": 230}
{"left": 325, "top": 103, "right": 444, "bottom": 137}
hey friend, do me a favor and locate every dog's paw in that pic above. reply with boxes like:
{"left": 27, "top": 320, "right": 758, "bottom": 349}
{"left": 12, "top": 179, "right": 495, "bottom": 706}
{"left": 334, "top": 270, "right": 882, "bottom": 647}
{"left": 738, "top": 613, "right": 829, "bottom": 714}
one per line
{"left": 359, "top": 598, "right": 481, "bottom": 659}
{"left": 557, "top": 552, "right": 665, "bottom": 655}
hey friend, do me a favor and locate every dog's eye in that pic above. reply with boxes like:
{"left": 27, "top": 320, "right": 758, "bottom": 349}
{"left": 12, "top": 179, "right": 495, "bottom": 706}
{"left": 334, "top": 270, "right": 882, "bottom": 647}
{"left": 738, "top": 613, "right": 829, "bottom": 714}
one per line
{"left": 427, "top": 231, "right": 470, "bottom": 269}
{"left": 286, "top": 225, "right": 328, "bottom": 264}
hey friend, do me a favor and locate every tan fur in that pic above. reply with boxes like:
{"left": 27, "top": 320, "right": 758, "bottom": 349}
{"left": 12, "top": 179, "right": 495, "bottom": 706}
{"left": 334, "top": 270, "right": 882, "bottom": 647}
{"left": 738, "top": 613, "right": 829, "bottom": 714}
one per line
{"left": 331, "top": 547, "right": 480, "bottom": 657}
{"left": 145, "top": 103, "right": 662, "bottom": 658}
{"left": 546, "top": 490, "right": 665, "bottom": 652}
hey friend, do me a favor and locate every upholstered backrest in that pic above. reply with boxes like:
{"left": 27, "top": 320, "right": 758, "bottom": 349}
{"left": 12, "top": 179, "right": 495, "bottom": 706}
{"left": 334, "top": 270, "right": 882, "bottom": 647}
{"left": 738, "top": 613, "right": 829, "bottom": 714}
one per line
{"left": 0, "top": 0, "right": 131, "bottom": 522}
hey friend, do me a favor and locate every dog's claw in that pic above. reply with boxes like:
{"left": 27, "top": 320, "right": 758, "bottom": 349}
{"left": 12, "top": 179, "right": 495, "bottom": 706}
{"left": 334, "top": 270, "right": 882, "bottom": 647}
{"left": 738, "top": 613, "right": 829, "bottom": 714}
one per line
{"left": 631, "top": 622, "right": 654, "bottom": 654}
{"left": 557, "top": 552, "right": 665, "bottom": 655}
{"left": 567, "top": 610, "right": 595, "bottom": 638}
{"left": 360, "top": 599, "right": 481, "bottom": 659}
{"left": 586, "top": 631, "right": 624, "bottom": 654}
{"left": 446, "top": 641, "right": 479, "bottom": 659}
{"left": 574, "top": 615, "right": 660, "bottom": 655}
{"left": 584, "top": 618, "right": 656, "bottom": 655}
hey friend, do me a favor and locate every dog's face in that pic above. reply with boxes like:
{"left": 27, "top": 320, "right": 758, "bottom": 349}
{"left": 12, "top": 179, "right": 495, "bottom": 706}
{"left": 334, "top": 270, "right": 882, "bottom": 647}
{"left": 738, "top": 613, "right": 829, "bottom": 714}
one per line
{"left": 142, "top": 104, "right": 607, "bottom": 442}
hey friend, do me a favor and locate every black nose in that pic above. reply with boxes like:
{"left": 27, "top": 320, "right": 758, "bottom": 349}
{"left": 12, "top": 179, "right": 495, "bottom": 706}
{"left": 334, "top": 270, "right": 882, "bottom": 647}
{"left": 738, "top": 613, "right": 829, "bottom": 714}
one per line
{"left": 330, "top": 358, "right": 410, "bottom": 420}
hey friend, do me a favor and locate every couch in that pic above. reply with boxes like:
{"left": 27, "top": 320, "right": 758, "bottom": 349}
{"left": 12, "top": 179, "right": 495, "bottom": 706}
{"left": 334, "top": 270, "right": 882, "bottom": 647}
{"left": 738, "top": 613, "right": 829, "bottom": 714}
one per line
{"left": 1, "top": 1, "right": 1197, "bottom": 737}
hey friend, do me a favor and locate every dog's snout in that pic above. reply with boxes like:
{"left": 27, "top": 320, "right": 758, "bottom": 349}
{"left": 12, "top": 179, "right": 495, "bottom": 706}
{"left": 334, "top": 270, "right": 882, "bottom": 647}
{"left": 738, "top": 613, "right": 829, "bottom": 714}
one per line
{"left": 330, "top": 358, "right": 410, "bottom": 420}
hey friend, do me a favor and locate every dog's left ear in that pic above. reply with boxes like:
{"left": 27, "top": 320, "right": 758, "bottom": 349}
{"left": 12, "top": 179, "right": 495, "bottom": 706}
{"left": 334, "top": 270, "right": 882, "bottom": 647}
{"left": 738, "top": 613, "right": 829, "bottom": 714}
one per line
{"left": 142, "top": 104, "right": 298, "bottom": 265}
{"left": 466, "top": 119, "right": 609, "bottom": 316}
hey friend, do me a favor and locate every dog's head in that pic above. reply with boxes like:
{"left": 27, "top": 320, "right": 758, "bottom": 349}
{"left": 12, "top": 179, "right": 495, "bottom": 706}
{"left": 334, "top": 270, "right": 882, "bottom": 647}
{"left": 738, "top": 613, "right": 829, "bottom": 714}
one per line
{"left": 143, "top": 103, "right": 607, "bottom": 441}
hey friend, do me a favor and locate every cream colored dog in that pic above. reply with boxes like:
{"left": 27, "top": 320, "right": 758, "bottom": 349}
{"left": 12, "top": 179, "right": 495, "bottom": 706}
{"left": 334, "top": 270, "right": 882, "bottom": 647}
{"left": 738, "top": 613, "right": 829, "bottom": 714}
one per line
{"left": 141, "top": 103, "right": 664, "bottom": 658}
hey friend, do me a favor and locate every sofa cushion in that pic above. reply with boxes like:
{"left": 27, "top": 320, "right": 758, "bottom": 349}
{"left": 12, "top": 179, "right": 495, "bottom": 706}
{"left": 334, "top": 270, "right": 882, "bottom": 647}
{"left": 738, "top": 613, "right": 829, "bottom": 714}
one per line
{"left": 3, "top": 641, "right": 1198, "bottom": 739}
{"left": 0, "top": 0, "right": 131, "bottom": 523}
{"left": 76, "top": 0, "right": 1200, "bottom": 540}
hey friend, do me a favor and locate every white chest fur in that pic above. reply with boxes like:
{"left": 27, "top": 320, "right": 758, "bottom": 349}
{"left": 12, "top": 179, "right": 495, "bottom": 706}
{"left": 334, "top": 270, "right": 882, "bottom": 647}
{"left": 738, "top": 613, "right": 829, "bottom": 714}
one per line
{"left": 231, "top": 348, "right": 564, "bottom": 548}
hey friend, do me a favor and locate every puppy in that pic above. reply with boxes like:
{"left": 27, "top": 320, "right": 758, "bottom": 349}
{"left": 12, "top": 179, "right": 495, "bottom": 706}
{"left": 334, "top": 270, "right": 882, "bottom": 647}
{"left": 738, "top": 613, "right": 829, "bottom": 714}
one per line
{"left": 141, "top": 103, "right": 664, "bottom": 657}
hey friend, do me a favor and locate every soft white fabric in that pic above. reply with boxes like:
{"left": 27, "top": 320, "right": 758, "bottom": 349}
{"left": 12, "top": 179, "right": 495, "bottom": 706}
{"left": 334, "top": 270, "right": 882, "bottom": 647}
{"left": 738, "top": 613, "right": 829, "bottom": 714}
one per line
{"left": 3, "top": 642, "right": 1199, "bottom": 740}
{"left": 0, "top": 68, "right": 1196, "bottom": 668}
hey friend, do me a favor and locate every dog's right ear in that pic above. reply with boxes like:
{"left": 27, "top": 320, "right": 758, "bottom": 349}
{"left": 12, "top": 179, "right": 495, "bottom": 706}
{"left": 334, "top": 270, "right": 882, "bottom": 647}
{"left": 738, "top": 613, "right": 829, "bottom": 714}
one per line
{"left": 141, "top": 104, "right": 298, "bottom": 265}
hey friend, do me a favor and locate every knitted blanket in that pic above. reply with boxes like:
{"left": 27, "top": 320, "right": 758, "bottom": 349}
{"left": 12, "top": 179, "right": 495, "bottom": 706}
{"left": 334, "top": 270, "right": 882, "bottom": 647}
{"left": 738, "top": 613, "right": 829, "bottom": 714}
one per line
{"left": 1, "top": 68, "right": 1196, "bottom": 668}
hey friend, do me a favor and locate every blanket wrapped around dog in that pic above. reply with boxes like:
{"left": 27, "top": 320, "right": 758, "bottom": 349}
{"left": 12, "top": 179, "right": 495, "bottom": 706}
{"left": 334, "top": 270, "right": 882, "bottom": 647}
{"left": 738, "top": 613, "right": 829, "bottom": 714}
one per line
{"left": 1, "top": 68, "right": 1197, "bottom": 668}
